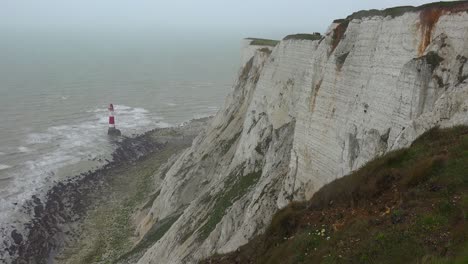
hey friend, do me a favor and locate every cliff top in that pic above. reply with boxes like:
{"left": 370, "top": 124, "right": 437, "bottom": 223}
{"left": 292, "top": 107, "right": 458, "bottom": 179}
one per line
{"left": 246, "top": 38, "right": 280, "bottom": 47}
{"left": 282, "top": 33, "right": 322, "bottom": 41}
{"left": 333, "top": 0, "right": 468, "bottom": 22}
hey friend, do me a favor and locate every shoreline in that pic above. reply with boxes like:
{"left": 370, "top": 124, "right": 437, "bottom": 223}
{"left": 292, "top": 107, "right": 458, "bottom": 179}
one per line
{"left": 2, "top": 117, "right": 211, "bottom": 264}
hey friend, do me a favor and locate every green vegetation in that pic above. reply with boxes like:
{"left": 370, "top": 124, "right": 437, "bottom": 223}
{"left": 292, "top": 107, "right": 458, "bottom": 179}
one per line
{"left": 424, "top": 51, "right": 444, "bottom": 70}
{"left": 197, "top": 169, "right": 263, "bottom": 240}
{"left": 75, "top": 155, "right": 162, "bottom": 263}
{"left": 259, "top": 47, "right": 272, "bottom": 54}
{"left": 117, "top": 214, "right": 181, "bottom": 262}
{"left": 346, "top": 6, "right": 414, "bottom": 20}
{"left": 56, "top": 137, "right": 190, "bottom": 264}
{"left": 346, "top": 1, "right": 468, "bottom": 20}
{"left": 203, "top": 126, "right": 468, "bottom": 264}
{"left": 220, "top": 131, "right": 242, "bottom": 154}
{"left": 283, "top": 33, "right": 322, "bottom": 41}
{"left": 247, "top": 38, "right": 280, "bottom": 47}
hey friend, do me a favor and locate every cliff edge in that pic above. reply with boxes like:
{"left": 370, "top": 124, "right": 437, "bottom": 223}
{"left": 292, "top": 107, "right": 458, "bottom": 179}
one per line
{"left": 126, "top": 2, "right": 468, "bottom": 263}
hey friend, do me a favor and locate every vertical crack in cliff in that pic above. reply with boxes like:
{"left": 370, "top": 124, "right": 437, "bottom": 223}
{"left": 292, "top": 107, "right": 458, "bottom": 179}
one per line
{"left": 310, "top": 79, "right": 323, "bottom": 112}
{"left": 348, "top": 131, "right": 360, "bottom": 170}
{"left": 457, "top": 55, "right": 468, "bottom": 84}
{"left": 336, "top": 52, "right": 350, "bottom": 71}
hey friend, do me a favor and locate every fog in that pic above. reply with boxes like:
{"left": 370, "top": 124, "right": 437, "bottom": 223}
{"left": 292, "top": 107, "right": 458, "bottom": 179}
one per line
{"left": 1, "top": 0, "right": 449, "bottom": 39}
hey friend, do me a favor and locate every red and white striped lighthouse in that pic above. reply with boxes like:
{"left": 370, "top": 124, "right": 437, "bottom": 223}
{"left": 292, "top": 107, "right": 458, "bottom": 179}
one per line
{"left": 108, "top": 103, "right": 115, "bottom": 128}
{"left": 107, "top": 103, "right": 121, "bottom": 136}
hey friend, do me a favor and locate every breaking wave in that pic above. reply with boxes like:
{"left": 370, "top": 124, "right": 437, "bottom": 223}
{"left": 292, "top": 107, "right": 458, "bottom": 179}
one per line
{"left": 0, "top": 105, "right": 170, "bottom": 238}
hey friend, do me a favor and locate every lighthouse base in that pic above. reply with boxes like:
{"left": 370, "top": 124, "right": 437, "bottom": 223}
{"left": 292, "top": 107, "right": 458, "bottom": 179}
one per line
{"left": 108, "top": 127, "right": 121, "bottom": 136}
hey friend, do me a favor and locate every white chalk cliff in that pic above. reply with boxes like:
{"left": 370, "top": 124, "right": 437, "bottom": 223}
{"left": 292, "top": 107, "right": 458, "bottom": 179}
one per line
{"left": 134, "top": 4, "right": 468, "bottom": 264}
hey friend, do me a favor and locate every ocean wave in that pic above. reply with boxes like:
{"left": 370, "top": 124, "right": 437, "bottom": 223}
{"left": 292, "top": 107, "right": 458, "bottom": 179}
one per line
{"left": 0, "top": 164, "right": 11, "bottom": 170}
{"left": 192, "top": 113, "right": 214, "bottom": 120}
{"left": 17, "top": 146, "right": 32, "bottom": 153}
{"left": 1, "top": 103, "right": 214, "bottom": 241}
{"left": 156, "top": 121, "right": 172, "bottom": 128}
{"left": 127, "top": 107, "right": 148, "bottom": 114}
{"left": 0, "top": 104, "right": 161, "bottom": 234}
{"left": 26, "top": 132, "right": 55, "bottom": 144}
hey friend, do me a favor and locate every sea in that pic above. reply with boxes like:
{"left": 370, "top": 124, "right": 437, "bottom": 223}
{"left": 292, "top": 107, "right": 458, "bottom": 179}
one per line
{"left": 0, "top": 28, "right": 239, "bottom": 232}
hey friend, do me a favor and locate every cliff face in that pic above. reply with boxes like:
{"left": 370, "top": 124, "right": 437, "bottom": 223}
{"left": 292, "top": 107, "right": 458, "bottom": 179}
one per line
{"left": 134, "top": 4, "right": 468, "bottom": 263}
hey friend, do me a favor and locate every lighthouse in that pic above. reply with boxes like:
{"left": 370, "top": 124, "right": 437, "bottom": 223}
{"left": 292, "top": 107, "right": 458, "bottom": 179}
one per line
{"left": 107, "top": 103, "right": 121, "bottom": 136}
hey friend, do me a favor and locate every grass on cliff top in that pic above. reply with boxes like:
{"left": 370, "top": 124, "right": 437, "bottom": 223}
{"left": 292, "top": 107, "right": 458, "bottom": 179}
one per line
{"left": 247, "top": 38, "right": 280, "bottom": 47}
{"left": 283, "top": 33, "right": 322, "bottom": 41}
{"left": 203, "top": 126, "right": 468, "bottom": 264}
{"left": 332, "top": 1, "right": 468, "bottom": 22}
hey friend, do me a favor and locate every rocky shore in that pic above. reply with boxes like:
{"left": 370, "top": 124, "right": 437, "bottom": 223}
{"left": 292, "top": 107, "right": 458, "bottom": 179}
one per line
{"left": 2, "top": 117, "right": 210, "bottom": 264}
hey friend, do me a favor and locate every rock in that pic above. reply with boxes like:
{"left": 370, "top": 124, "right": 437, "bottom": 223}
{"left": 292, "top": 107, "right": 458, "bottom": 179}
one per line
{"left": 34, "top": 204, "right": 44, "bottom": 217}
{"left": 108, "top": 127, "right": 122, "bottom": 136}
{"left": 10, "top": 230, "right": 22, "bottom": 245}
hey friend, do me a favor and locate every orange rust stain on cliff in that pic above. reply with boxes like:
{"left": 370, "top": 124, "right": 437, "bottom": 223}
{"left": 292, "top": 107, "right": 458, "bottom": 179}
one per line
{"left": 417, "top": 2, "right": 468, "bottom": 55}
{"left": 418, "top": 7, "right": 443, "bottom": 55}
{"left": 330, "top": 21, "right": 349, "bottom": 55}
{"left": 418, "top": 3, "right": 468, "bottom": 55}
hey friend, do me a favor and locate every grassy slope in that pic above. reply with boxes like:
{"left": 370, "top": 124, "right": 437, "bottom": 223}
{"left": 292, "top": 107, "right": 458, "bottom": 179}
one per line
{"left": 203, "top": 126, "right": 468, "bottom": 264}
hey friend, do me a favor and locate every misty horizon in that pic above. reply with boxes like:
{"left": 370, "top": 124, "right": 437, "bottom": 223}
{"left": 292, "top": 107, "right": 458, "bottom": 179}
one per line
{"left": 1, "top": 0, "right": 451, "bottom": 40}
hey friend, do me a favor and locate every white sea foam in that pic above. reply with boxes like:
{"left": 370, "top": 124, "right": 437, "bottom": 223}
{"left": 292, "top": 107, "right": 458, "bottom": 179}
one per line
{"left": 193, "top": 113, "right": 213, "bottom": 120}
{"left": 1, "top": 102, "right": 215, "bottom": 251}
{"left": 166, "top": 102, "right": 177, "bottom": 106}
{"left": 0, "top": 164, "right": 11, "bottom": 170}
{"left": 115, "top": 105, "right": 132, "bottom": 110}
{"left": 155, "top": 122, "right": 172, "bottom": 128}
{"left": 0, "top": 104, "right": 160, "bottom": 237}
{"left": 26, "top": 132, "right": 55, "bottom": 144}
{"left": 129, "top": 107, "right": 148, "bottom": 114}
{"left": 17, "top": 146, "right": 32, "bottom": 153}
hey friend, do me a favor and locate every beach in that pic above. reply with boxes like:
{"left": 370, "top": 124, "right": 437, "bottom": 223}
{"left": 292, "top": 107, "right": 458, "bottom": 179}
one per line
{"left": 3, "top": 117, "right": 210, "bottom": 264}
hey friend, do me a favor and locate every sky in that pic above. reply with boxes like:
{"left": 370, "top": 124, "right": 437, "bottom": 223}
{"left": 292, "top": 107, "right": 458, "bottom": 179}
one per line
{"left": 0, "top": 0, "right": 454, "bottom": 39}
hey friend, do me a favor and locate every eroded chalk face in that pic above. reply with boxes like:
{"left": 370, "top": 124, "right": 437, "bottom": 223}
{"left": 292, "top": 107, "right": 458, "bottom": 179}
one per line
{"left": 132, "top": 4, "right": 468, "bottom": 264}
